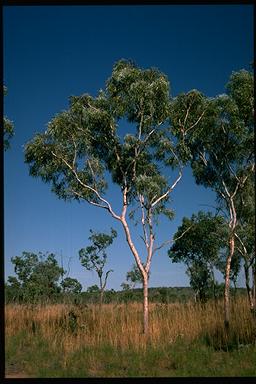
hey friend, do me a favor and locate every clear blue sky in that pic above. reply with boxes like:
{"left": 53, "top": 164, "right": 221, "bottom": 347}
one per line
{"left": 3, "top": 5, "right": 253, "bottom": 291}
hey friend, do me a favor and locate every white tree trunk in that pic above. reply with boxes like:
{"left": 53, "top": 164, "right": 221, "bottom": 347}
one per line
{"left": 143, "top": 274, "right": 149, "bottom": 335}
{"left": 244, "top": 263, "right": 254, "bottom": 312}
{"left": 224, "top": 235, "right": 235, "bottom": 329}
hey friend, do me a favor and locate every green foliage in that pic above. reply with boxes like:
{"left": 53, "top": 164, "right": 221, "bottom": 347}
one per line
{"left": 6, "top": 252, "right": 64, "bottom": 303}
{"left": 24, "top": 60, "right": 189, "bottom": 227}
{"left": 79, "top": 228, "right": 117, "bottom": 303}
{"left": 186, "top": 70, "right": 254, "bottom": 197}
{"left": 168, "top": 211, "right": 229, "bottom": 301}
{"left": 79, "top": 228, "right": 116, "bottom": 274}
{"left": 3, "top": 86, "right": 14, "bottom": 151}
{"left": 122, "top": 263, "right": 151, "bottom": 289}
{"left": 61, "top": 277, "right": 82, "bottom": 294}
{"left": 5, "top": 251, "right": 83, "bottom": 304}
{"left": 126, "top": 263, "right": 144, "bottom": 288}
{"left": 87, "top": 285, "right": 100, "bottom": 293}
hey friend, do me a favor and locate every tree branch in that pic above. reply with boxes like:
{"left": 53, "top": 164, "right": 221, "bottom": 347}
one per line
{"left": 152, "top": 170, "right": 182, "bottom": 208}
{"left": 139, "top": 194, "right": 149, "bottom": 249}
{"left": 152, "top": 224, "right": 193, "bottom": 255}
{"left": 186, "top": 110, "right": 206, "bottom": 133}
{"left": 51, "top": 151, "right": 121, "bottom": 220}
{"left": 145, "top": 207, "right": 154, "bottom": 274}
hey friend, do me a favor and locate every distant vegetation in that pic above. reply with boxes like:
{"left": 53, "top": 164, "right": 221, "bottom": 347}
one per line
{"left": 5, "top": 249, "right": 247, "bottom": 306}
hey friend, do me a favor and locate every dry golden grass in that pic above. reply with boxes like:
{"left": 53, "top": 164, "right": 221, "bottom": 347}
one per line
{"left": 5, "top": 296, "right": 255, "bottom": 355}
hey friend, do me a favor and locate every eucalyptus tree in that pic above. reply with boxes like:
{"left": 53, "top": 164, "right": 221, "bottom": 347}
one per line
{"left": 168, "top": 211, "right": 227, "bottom": 302}
{"left": 79, "top": 228, "right": 116, "bottom": 305}
{"left": 233, "top": 174, "right": 255, "bottom": 312}
{"left": 24, "top": 60, "right": 207, "bottom": 334}
{"left": 3, "top": 86, "right": 14, "bottom": 150}
{"left": 170, "top": 69, "right": 254, "bottom": 327}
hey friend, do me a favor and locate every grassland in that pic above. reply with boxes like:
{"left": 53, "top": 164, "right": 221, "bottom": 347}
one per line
{"left": 5, "top": 297, "right": 256, "bottom": 377}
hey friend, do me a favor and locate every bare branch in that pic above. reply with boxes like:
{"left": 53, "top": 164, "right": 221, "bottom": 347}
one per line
{"left": 121, "top": 186, "right": 128, "bottom": 220}
{"left": 234, "top": 232, "right": 248, "bottom": 259}
{"left": 102, "top": 269, "right": 114, "bottom": 291}
{"left": 139, "top": 194, "right": 149, "bottom": 249}
{"left": 199, "top": 151, "right": 208, "bottom": 166}
{"left": 152, "top": 170, "right": 182, "bottom": 208}
{"left": 51, "top": 151, "right": 121, "bottom": 220}
{"left": 153, "top": 224, "right": 193, "bottom": 255}
{"left": 145, "top": 207, "right": 154, "bottom": 274}
{"left": 186, "top": 110, "right": 206, "bottom": 133}
{"left": 71, "top": 135, "right": 77, "bottom": 170}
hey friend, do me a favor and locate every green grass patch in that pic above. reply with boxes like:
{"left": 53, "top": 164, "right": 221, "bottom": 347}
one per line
{"left": 5, "top": 330, "right": 256, "bottom": 377}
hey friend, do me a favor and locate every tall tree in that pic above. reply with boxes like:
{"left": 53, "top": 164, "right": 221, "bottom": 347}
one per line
{"left": 3, "top": 86, "right": 14, "bottom": 150}
{"left": 79, "top": 228, "right": 116, "bottom": 306}
{"left": 233, "top": 174, "right": 255, "bottom": 312}
{"left": 171, "top": 69, "right": 254, "bottom": 327}
{"left": 25, "top": 60, "right": 206, "bottom": 334}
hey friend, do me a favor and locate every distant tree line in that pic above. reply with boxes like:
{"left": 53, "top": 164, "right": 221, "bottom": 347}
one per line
{"left": 5, "top": 248, "right": 247, "bottom": 306}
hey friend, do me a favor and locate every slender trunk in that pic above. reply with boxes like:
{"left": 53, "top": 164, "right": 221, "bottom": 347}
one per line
{"left": 244, "top": 263, "right": 254, "bottom": 312}
{"left": 143, "top": 274, "right": 149, "bottom": 335}
{"left": 121, "top": 218, "right": 149, "bottom": 333}
{"left": 99, "top": 289, "right": 104, "bottom": 307}
{"left": 224, "top": 234, "right": 235, "bottom": 329}
{"left": 211, "top": 267, "right": 217, "bottom": 302}
{"left": 253, "top": 257, "right": 256, "bottom": 316}
{"left": 99, "top": 275, "right": 103, "bottom": 307}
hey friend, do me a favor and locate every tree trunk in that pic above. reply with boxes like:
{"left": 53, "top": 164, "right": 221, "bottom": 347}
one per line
{"left": 99, "top": 276, "right": 103, "bottom": 307}
{"left": 244, "top": 263, "right": 254, "bottom": 312}
{"left": 253, "top": 258, "right": 256, "bottom": 316}
{"left": 99, "top": 289, "right": 104, "bottom": 307}
{"left": 211, "top": 267, "right": 217, "bottom": 303}
{"left": 143, "top": 274, "right": 149, "bottom": 335}
{"left": 121, "top": 218, "right": 150, "bottom": 334}
{"left": 224, "top": 235, "right": 235, "bottom": 329}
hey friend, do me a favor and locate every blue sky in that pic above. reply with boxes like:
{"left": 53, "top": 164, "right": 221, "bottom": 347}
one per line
{"left": 3, "top": 5, "right": 253, "bottom": 290}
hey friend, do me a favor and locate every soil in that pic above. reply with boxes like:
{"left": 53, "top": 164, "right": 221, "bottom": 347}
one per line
{"left": 5, "top": 372, "right": 31, "bottom": 378}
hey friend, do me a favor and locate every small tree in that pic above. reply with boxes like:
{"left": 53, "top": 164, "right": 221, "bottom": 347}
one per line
{"left": 168, "top": 211, "right": 228, "bottom": 302}
{"left": 126, "top": 263, "right": 144, "bottom": 289}
{"left": 122, "top": 263, "right": 150, "bottom": 290}
{"left": 79, "top": 228, "right": 117, "bottom": 305}
{"left": 8, "top": 251, "right": 65, "bottom": 303}
{"left": 3, "top": 86, "right": 14, "bottom": 151}
{"left": 186, "top": 260, "right": 214, "bottom": 303}
{"left": 61, "top": 277, "right": 82, "bottom": 294}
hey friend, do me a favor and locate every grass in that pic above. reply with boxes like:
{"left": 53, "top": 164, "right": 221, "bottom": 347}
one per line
{"left": 5, "top": 297, "right": 256, "bottom": 377}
